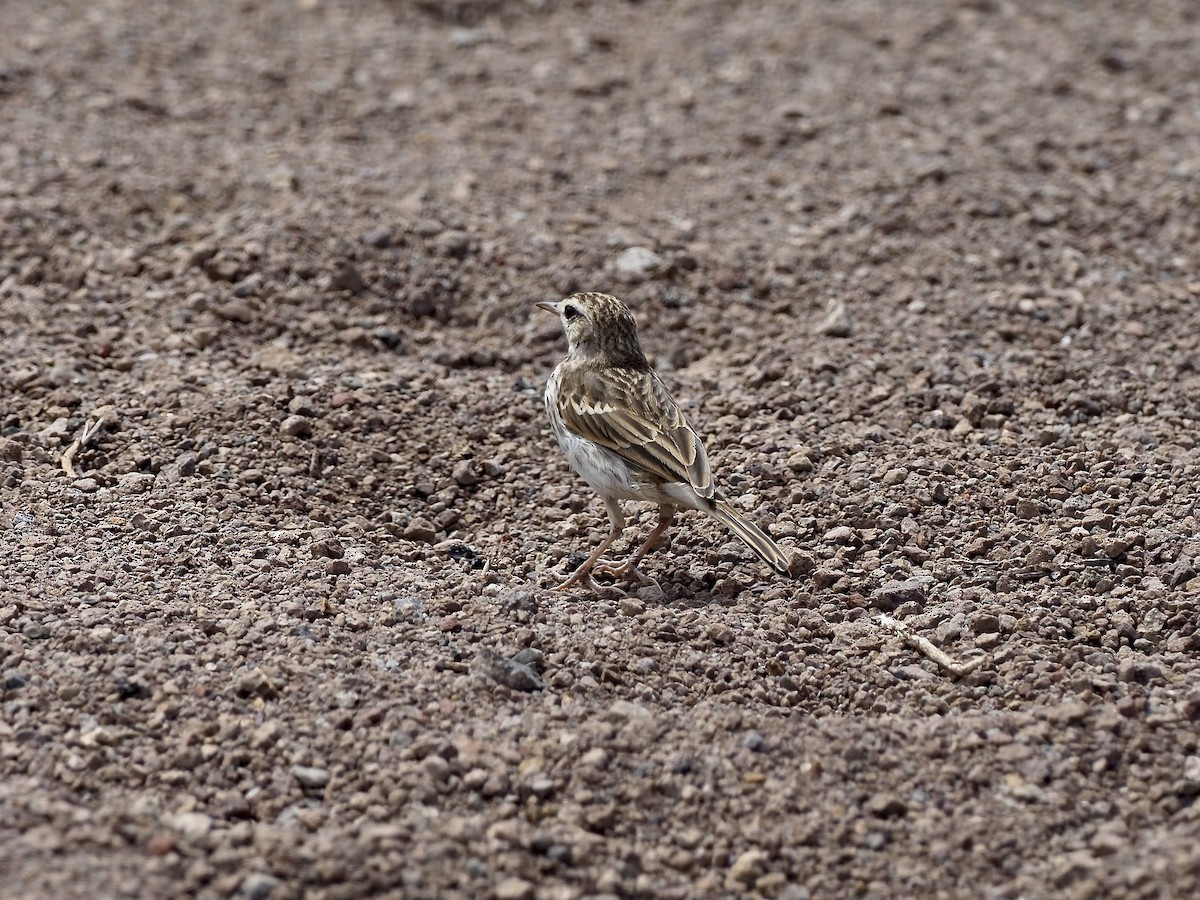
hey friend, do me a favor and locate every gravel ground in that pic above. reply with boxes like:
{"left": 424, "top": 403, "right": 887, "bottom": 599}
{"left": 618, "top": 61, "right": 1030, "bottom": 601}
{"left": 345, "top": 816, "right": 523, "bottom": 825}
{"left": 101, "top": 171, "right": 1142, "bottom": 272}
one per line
{"left": 3, "top": 1, "right": 1200, "bottom": 897}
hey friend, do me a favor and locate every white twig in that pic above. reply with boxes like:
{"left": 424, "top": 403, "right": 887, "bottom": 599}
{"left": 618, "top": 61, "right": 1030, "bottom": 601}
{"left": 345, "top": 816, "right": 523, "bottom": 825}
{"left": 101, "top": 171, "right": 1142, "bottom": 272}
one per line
{"left": 61, "top": 417, "right": 107, "bottom": 478}
{"left": 878, "top": 614, "right": 991, "bottom": 678}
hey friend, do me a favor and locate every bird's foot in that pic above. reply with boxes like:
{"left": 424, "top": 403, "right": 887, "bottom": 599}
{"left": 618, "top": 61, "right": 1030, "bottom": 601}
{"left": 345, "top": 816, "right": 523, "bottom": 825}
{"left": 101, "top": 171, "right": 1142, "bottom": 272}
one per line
{"left": 554, "top": 565, "right": 626, "bottom": 596}
{"left": 593, "top": 561, "right": 659, "bottom": 590}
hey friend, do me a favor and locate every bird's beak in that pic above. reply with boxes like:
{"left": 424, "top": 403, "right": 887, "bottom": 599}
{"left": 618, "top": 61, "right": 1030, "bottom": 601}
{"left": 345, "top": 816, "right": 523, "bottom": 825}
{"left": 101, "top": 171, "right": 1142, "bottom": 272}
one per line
{"left": 535, "top": 300, "right": 559, "bottom": 315}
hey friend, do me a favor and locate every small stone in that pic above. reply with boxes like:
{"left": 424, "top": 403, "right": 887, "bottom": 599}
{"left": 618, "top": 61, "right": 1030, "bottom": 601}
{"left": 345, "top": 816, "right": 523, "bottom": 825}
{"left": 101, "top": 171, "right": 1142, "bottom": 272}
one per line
{"left": 474, "top": 648, "right": 543, "bottom": 692}
{"left": 72, "top": 477, "right": 100, "bottom": 493}
{"left": 423, "top": 754, "right": 451, "bottom": 782}
{"left": 170, "top": 811, "right": 213, "bottom": 840}
{"left": 452, "top": 459, "right": 480, "bottom": 486}
{"left": 240, "top": 872, "right": 283, "bottom": 900}
{"left": 330, "top": 261, "right": 366, "bottom": 294}
{"left": 116, "top": 472, "right": 156, "bottom": 494}
{"left": 500, "top": 590, "right": 538, "bottom": 616}
{"left": 449, "top": 27, "right": 490, "bottom": 48}
{"left": 23, "top": 623, "right": 51, "bottom": 640}
{"left": 872, "top": 578, "right": 927, "bottom": 611}
{"left": 755, "top": 872, "right": 789, "bottom": 896}
{"left": 280, "top": 415, "right": 312, "bottom": 438}
{"left": 145, "top": 833, "right": 176, "bottom": 856}
{"left": 287, "top": 395, "right": 316, "bottom": 416}
{"left": 231, "top": 273, "right": 263, "bottom": 298}
{"left": 1118, "top": 658, "right": 1163, "bottom": 684}
{"left": 606, "top": 699, "right": 653, "bottom": 723}
{"left": 172, "top": 451, "right": 198, "bottom": 477}
{"left": 619, "top": 597, "right": 646, "bottom": 616}
{"left": 787, "top": 451, "right": 813, "bottom": 473}
{"left": 292, "top": 766, "right": 331, "bottom": 790}
{"left": 815, "top": 301, "right": 852, "bottom": 338}
{"left": 325, "top": 559, "right": 351, "bottom": 576}
{"left": 493, "top": 877, "right": 535, "bottom": 900}
{"left": 250, "top": 722, "right": 284, "bottom": 752}
{"left": 1031, "top": 205, "right": 1059, "bottom": 226}
{"left": 743, "top": 731, "right": 765, "bottom": 752}
{"left": 1176, "top": 756, "right": 1200, "bottom": 797}
{"left": 865, "top": 794, "right": 909, "bottom": 818}
{"left": 211, "top": 300, "right": 255, "bottom": 324}
{"left": 1015, "top": 498, "right": 1041, "bottom": 520}
{"left": 614, "top": 246, "right": 663, "bottom": 282}
{"left": 971, "top": 613, "right": 1001, "bottom": 634}
{"left": 512, "top": 647, "right": 544, "bottom": 669}
{"left": 403, "top": 517, "right": 438, "bottom": 543}
{"left": 236, "top": 669, "right": 280, "bottom": 700}
{"left": 580, "top": 748, "right": 609, "bottom": 768}
{"left": 823, "top": 525, "right": 856, "bottom": 544}
{"left": 726, "top": 848, "right": 769, "bottom": 888}
{"left": 310, "top": 538, "right": 345, "bottom": 559}
{"left": 714, "top": 268, "right": 746, "bottom": 291}
{"left": 435, "top": 230, "right": 471, "bottom": 259}
{"left": 362, "top": 225, "right": 394, "bottom": 248}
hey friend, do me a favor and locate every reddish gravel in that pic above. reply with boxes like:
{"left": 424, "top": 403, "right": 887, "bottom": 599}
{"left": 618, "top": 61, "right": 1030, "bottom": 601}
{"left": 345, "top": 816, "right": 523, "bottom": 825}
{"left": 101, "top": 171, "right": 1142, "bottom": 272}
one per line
{"left": 2, "top": 1, "right": 1200, "bottom": 898}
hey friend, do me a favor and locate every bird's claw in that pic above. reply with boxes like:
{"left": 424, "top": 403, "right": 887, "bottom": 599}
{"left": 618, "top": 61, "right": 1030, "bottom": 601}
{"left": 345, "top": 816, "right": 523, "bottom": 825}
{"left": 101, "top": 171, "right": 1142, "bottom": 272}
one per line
{"left": 593, "top": 562, "right": 659, "bottom": 590}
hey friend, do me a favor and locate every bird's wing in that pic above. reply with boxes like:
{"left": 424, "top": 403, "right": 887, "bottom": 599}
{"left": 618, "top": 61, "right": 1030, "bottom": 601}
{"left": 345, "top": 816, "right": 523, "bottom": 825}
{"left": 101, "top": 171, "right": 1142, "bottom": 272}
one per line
{"left": 557, "top": 366, "right": 714, "bottom": 499}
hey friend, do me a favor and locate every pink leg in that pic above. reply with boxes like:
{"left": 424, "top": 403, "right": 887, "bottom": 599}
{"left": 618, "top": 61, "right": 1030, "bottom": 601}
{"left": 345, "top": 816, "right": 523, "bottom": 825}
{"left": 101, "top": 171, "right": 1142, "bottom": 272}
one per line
{"left": 556, "top": 497, "right": 625, "bottom": 592}
{"left": 594, "top": 504, "right": 676, "bottom": 586}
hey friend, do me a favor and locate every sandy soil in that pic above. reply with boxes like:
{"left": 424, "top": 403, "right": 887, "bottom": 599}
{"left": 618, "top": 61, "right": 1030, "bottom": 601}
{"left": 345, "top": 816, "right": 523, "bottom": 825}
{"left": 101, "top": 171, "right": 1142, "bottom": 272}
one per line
{"left": 3, "top": 1, "right": 1200, "bottom": 897}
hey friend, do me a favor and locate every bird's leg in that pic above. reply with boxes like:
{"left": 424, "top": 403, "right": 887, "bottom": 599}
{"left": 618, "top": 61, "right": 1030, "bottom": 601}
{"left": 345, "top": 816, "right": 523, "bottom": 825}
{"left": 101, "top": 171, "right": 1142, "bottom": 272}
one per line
{"left": 595, "top": 504, "right": 676, "bottom": 586}
{"left": 556, "top": 497, "right": 625, "bottom": 592}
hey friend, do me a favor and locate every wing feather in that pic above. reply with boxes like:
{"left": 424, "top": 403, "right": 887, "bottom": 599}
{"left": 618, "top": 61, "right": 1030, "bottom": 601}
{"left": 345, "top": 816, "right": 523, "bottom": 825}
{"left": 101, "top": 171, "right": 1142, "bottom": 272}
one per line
{"left": 557, "top": 366, "right": 714, "bottom": 499}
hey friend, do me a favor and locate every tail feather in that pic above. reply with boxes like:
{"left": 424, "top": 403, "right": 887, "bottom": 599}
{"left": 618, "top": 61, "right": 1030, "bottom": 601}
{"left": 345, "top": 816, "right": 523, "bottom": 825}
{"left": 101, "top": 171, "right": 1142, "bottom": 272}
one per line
{"left": 707, "top": 500, "right": 793, "bottom": 576}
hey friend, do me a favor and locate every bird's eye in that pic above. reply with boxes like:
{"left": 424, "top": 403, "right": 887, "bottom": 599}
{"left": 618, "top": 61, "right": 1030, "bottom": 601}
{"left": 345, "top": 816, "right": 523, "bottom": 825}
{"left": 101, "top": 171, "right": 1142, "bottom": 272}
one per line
{"left": 563, "top": 305, "right": 581, "bottom": 321}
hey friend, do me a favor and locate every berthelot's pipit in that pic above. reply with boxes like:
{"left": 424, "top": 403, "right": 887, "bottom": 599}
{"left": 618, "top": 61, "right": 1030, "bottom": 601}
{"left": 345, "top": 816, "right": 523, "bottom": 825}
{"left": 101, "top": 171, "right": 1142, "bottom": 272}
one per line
{"left": 537, "top": 292, "right": 793, "bottom": 591}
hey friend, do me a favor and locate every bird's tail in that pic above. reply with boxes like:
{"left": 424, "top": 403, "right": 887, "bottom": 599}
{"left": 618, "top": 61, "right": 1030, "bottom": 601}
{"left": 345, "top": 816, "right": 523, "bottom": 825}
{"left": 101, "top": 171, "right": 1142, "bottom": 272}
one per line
{"left": 707, "top": 500, "right": 793, "bottom": 576}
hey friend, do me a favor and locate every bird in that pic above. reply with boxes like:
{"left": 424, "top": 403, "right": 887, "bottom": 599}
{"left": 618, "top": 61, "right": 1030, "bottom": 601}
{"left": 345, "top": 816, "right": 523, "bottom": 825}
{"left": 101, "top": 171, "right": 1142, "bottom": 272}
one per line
{"left": 536, "top": 291, "right": 793, "bottom": 591}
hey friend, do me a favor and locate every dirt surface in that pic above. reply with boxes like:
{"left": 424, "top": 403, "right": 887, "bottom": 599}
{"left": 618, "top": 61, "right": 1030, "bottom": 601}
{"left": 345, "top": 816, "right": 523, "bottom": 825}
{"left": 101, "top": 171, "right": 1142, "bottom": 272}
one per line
{"left": 3, "top": 0, "right": 1200, "bottom": 897}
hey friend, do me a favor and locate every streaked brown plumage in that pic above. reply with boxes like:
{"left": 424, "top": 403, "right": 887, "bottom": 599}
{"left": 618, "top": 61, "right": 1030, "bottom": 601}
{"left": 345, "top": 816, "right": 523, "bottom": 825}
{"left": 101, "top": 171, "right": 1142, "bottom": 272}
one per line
{"left": 537, "top": 292, "right": 793, "bottom": 591}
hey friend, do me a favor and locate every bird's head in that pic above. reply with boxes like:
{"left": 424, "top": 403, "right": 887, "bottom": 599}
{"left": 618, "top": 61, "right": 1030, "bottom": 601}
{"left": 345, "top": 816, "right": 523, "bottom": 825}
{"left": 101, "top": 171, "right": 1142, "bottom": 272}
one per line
{"left": 536, "top": 292, "right": 648, "bottom": 369}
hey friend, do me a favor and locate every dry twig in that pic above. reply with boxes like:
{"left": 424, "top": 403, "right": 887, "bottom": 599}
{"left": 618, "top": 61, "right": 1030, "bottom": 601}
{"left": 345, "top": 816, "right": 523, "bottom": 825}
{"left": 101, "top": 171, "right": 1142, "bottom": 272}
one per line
{"left": 61, "top": 417, "right": 108, "bottom": 478}
{"left": 878, "top": 614, "right": 991, "bottom": 679}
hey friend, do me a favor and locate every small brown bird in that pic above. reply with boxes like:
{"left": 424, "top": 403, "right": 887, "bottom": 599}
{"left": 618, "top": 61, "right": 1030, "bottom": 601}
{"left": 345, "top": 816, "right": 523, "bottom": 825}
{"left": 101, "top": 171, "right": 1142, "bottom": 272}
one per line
{"left": 537, "top": 292, "right": 792, "bottom": 591}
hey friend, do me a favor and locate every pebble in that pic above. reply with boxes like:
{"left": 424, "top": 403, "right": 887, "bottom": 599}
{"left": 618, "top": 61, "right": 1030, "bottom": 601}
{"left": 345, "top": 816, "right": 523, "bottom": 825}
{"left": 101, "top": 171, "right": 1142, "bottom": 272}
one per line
{"left": 493, "top": 877, "right": 535, "bottom": 900}
{"left": 287, "top": 395, "right": 317, "bottom": 416}
{"left": 280, "top": 415, "right": 312, "bottom": 438}
{"left": 330, "top": 261, "right": 366, "bottom": 294}
{"left": 362, "top": 225, "right": 394, "bottom": 248}
{"left": 452, "top": 459, "right": 480, "bottom": 486}
{"left": 614, "top": 246, "right": 663, "bottom": 282}
{"left": 474, "top": 648, "right": 543, "bottom": 692}
{"left": 815, "top": 301, "right": 853, "bottom": 337}
{"left": 1015, "top": 499, "right": 1041, "bottom": 520}
{"left": 240, "top": 872, "right": 283, "bottom": 900}
{"left": 606, "top": 699, "right": 653, "bottom": 723}
{"left": 972, "top": 613, "right": 1001, "bottom": 634}
{"left": 619, "top": 597, "right": 646, "bottom": 616}
{"left": 435, "top": 230, "right": 471, "bottom": 259}
{"left": 403, "top": 518, "right": 439, "bottom": 543}
{"left": 726, "top": 848, "right": 769, "bottom": 888}
{"left": 292, "top": 766, "right": 331, "bottom": 790}
{"left": 873, "top": 578, "right": 927, "bottom": 611}
{"left": 310, "top": 538, "right": 345, "bottom": 559}
{"left": 170, "top": 811, "right": 213, "bottom": 840}
{"left": 823, "top": 525, "right": 856, "bottom": 544}
{"left": 1117, "top": 659, "right": 1163, "bottom": 684}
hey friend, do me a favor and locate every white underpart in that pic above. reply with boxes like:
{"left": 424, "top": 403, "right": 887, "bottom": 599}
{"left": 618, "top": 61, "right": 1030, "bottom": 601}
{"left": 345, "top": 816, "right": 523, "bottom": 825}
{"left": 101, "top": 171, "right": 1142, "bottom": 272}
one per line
{"left": 545, "top": 368, "right": 706, "bottom": 511}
